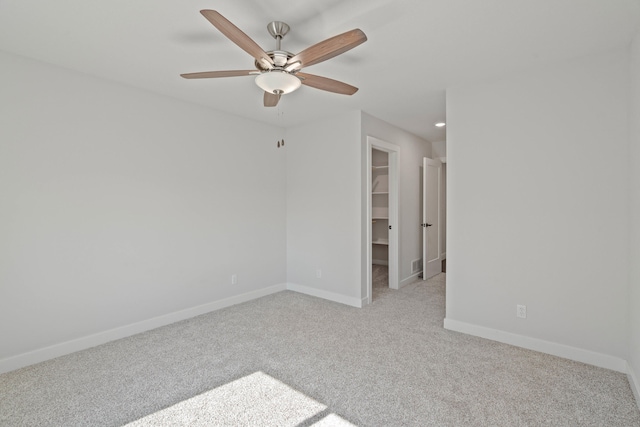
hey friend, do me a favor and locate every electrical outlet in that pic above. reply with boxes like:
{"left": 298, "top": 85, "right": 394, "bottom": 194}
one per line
{"left": 231, "top": 274, "right": 237, "bottom": 285}
{"left": 517, "top": 304, "right": 527, "bottom": 318}
{"left": 316, "top": 268, "right": 322, "bottom": 279}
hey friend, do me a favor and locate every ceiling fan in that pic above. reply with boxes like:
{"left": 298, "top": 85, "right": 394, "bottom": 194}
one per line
{"left": 180, "top": 10, "right": 367, "bottom": 107}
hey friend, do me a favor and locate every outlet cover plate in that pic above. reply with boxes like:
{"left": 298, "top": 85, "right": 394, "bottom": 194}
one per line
{"left": 517, "top": 304, "right": 527, "bottom": 318}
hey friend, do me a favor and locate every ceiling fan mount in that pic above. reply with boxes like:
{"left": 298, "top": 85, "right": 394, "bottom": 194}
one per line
{"left": 180, "top": 10, "right": 367, "bottom": 107}
{"left": 266, "top": 21, "right": 290, "bottom": 41}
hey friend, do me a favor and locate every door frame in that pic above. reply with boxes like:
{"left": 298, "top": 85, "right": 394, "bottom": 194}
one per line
{"left": 366, "top": 136, "right": 399, "bottom": 304}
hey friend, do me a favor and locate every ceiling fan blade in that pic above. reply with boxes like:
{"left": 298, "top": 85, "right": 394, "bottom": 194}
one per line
{"left": 264, "top": 91, "right": 281, "bottom": 107}
{"left": 287, "top": 29, "right": 367, "bottom": 69}
{"left": 297, "top": 73, "right": 358, "bottom": 95}
{"left": 200, "top": 10, "right": 274, "bottom": 68}
{"left": 180, "top": 70, "right": 255, "bottom": 79}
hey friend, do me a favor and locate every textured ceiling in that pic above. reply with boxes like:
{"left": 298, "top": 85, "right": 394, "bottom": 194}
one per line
{"left": 1, "top": 0, "right": 639, "bottom": 142}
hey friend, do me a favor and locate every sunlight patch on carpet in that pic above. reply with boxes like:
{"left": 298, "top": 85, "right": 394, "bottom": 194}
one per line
{"left": 125, "top": 371, "right": 355, "bottom": 426}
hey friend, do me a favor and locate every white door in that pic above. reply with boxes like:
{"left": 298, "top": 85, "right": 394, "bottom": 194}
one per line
{"left": 423, "top": 157, "right": 442, "bottom": 279}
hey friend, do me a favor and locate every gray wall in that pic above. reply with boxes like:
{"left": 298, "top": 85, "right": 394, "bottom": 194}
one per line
{"left": 285, "top": 111, "right": 432, "bottom": 306}
{"left": 628, "top": 30, "right": 640, "bottom": 403}
{"left": 0, "top": 52, "right": 287, "bottom": 369}
{"left": 286, "top": 111, "right": 364, "bottom": 306}
{"left": 445, "top": 49, "right": 630, "bottom": 371}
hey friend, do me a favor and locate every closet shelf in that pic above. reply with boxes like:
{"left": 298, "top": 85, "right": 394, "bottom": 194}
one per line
{"left": 372, "top": 239, "right": 389, "bottom": 245}
{"left": 372, "top": 165, "right": 389, "bottom": 170}
{"left": 372, "top": 217, "right": 389, "bottom": 220}
{"left": 372, "top": 191, "right": 389, "bottom": 195}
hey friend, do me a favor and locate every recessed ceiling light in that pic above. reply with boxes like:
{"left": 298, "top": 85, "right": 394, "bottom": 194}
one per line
{"left": 435, "top": 122, "right": 446, "bottom": 128}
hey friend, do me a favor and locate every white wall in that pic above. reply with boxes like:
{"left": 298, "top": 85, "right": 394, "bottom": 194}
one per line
{"left": 445, "top": 49, "right": 630, "bottom": 371}
{"left": 361, "top": 113, "right": 432, "bottom": 290}
{"left": 0, "top": 52, "right": 287, "bottom": 370}
{"left": 628, "top": 30, "right": 640, "bottom": 404}
{"left": 431, "top": 140, "right": 447, "bottom": 160}
{"left": 286, "top": 111, "right": 363, "bottom": 307}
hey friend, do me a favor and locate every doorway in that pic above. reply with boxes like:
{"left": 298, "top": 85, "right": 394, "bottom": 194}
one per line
{"left": 366, "top": 137, "right": 399, "bottom": 304}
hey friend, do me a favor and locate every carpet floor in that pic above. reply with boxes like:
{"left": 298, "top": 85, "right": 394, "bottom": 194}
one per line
{"left": 1, "top": 273, "right": 639, "bottom": 426}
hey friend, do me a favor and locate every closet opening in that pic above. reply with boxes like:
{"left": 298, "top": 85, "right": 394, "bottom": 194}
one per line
{"left": 366, "top": 137, "right": 399, "bottom": 304}
{"left": 372, "top": 148, "right": 389, "bottom": 299}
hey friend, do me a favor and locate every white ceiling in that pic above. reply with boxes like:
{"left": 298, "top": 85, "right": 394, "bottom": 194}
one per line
{"left": 1, "top": 0, "right": 638, "bottom": 142}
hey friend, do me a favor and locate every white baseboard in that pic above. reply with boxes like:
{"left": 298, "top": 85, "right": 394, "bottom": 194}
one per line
{"left": 443, "top": 318, "right": 627, "bottom": 373}
{"left": 400, "top": 272, "right": 422, "bottom": 288}
{"left": 0, "top": 283, "right": 287, "bottom": 375}
{"left": 629, "top": 362, "right": 640, "bottom": 411}
{"left": 440, "top": 252, "right": 446, "bottom": 260}
{"left": 286, "top": 283, "right": 365, "bottom": 308}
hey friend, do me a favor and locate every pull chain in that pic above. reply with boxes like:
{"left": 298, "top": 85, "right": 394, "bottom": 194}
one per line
{"left": 276, "top": 104, "right": 285, "bottom": 148}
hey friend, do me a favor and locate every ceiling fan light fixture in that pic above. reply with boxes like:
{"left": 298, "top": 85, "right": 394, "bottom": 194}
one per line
{"left": 255, "top": 71, "right": 301, "bottom": 95}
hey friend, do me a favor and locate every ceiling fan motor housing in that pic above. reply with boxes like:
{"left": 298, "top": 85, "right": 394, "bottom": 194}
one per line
{"left": 255, "top": 50, "right": 293, "bottom": 71}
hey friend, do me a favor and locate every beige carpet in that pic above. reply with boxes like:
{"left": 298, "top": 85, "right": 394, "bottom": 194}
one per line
{"left": 372, "top": 263, "right": 390, "bottom": 301}
{"left": 1, "top": 273, "right": 639, "bottom": 426}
